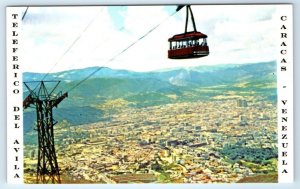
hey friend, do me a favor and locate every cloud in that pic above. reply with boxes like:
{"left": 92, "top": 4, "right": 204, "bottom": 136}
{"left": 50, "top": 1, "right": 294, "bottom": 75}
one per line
{"left": 21, "top": 5, "right": 279, "bottom": 73}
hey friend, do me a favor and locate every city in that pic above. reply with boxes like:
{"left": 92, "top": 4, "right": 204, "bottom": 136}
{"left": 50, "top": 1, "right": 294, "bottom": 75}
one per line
{"left": 24, "top": 97, "right": 278, "bottom": 183}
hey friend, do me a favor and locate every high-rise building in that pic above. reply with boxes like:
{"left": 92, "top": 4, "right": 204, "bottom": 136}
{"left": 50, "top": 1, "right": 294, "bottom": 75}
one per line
{"left": 237, "top": 99, "right": 248, "bottom": 107}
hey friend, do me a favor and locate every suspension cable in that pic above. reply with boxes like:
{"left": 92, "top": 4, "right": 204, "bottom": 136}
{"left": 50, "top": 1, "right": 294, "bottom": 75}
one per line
{"left": 41, "top": 8, "right": 104, "bottom": 81}
{"left": 22, "top": 7, "right": 29, "bottom": 21}
{"left": 66, "top": 10, "right": 178, "bottom": 93}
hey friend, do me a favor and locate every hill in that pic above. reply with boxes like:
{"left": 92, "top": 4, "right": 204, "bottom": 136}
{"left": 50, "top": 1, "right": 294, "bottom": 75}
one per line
{"left": 23, "top": 61, "right": 277, "bottom": 133}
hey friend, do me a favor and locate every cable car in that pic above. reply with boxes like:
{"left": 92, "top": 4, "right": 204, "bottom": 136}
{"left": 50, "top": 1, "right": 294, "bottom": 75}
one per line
{"left": 168, "top": 5, "right": 209, "bottom": 59}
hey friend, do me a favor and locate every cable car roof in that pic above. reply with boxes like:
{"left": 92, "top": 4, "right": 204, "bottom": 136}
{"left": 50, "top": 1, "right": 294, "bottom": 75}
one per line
{"left": 168, "top": 31, "right": 207, "bottom": 42}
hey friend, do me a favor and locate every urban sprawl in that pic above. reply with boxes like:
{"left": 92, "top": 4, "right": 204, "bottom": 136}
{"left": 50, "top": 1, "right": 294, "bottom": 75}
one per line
{"left": 24, "top": 97, "right": 277, "bottom": 183}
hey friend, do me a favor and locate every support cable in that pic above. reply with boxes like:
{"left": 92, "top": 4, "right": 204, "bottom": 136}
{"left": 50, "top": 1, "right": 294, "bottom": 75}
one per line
{"left": 67, "top": 10, "right": 178, "bottom": 93}
{"left": 41, "top": 8, "right": 104, "bottom": 81}
{"left": 22, "top": 7, "right": 29, "bottom": 21}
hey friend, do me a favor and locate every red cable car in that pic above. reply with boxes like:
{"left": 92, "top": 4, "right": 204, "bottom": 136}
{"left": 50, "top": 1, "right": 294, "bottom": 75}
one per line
{"left": 168, "top": 5, "right": 209, "bottom": 59}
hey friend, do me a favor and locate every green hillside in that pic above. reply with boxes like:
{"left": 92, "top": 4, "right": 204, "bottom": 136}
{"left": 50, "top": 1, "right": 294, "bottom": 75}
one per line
{"left": 23, "top": 61, "right": 277, "bottom": 135}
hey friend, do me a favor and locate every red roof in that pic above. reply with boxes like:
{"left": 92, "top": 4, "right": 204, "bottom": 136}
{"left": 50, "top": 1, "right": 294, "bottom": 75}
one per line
{"left": 168, "top": 31, "right": 207, "bottom": 42}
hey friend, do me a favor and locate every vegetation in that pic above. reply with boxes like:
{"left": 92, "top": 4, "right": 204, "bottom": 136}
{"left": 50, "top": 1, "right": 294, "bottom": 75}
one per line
{"left": 237, "top": 173, "right": 278, "bottom": 183}
{"left": 219, "top": 145, "right": 278, "bottom": 164}
{"left": 23, "top": 61, "right": 277, "bottom": 133}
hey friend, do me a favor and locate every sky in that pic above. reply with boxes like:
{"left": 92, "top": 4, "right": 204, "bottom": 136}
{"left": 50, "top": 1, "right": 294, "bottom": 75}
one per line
{"left": 20, "top": 5, "right": 280, "bottom": 73}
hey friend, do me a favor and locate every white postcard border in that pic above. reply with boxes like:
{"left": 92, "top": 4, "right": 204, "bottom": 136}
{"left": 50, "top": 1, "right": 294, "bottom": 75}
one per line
{"left": 277, "top": 4, "right": 293, "bottom": 183}
{"left": 6, "top": 7, "right": 23, "bottom": 184}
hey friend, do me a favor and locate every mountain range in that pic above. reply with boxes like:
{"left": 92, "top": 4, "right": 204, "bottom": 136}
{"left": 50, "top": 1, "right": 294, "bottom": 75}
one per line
{"left": 23, "top": 61, "right": 277, "bottom": 134}
{"left": 24, "top": 61, "right": 275, "bottom": 86}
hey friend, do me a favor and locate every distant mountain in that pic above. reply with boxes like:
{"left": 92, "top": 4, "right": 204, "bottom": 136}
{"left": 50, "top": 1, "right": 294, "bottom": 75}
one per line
{"left": 23, "top": 61, "right": 276, "bottom": 85}
{"left": 23, "top": 61, "right": 277, "bottom": 134}
{"left": 23, "top": 67, "right": 143, "bottom": 81}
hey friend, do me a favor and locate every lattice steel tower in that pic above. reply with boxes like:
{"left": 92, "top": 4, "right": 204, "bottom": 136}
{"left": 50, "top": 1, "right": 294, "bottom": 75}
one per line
{"left": 23, "top": 81, "right": 68, "bottom": 184}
